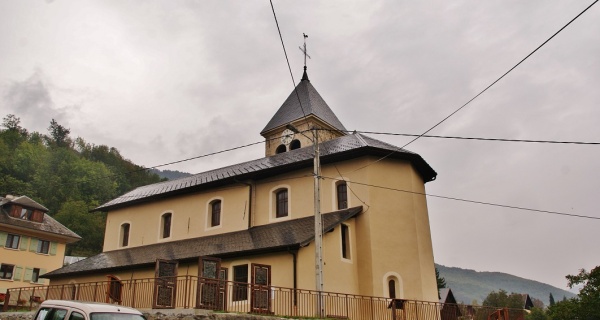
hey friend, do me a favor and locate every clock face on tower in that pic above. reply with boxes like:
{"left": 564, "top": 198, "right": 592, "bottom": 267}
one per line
{"left": 281, "top": 129, "right": 295, "bottom": 145}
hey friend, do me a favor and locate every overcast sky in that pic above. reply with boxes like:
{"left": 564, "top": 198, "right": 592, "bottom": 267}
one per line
{"left": 1, "top": 0, "right": 598, "bottom": 291}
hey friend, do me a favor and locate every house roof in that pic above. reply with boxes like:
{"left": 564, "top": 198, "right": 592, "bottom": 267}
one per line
{"left": 439, "top": 288, "right": 458, "bottom": 304}
{"left": 0, "top": 197, "right": 81, "bottom": 242}
{"left": 95, "top": 133, "right": 436, "bottom": 212}
{"left": 261, "top": 72, "right": 346, "bottom": 134}
{"left": 44, "top": 206, "right": 363, "bottom": 279}
{"left": 0, "top": 195, "right": 49, "bottom": 212}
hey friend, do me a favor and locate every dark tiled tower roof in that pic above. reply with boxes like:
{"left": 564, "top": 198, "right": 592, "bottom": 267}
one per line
{"left": 261, "top": 70, "right": 346, "bottom": 134}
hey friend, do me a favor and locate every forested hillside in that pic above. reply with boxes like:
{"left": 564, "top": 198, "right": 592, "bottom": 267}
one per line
{"left": 436, "top": 264, "right": 576, "bottom": 306}
{"left": 0, "top": 114, "right": 164, "bottom": 256}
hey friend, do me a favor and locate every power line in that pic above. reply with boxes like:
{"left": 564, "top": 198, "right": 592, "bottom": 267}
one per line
{"left": 350, "top": 0, "right": 599, "bottom": 172}
{"left": 269, "top": 0, "right": 316, "bottom": 141}
{"left": 336, "top": 129, "right": 600, "bottom": 145}
{"left": 320, "top": 175, "right": 600, "bottom": 221}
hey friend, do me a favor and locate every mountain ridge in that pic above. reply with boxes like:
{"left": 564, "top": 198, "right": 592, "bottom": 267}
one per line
{"left": 436, "top": 264, "right": 576, "bottom": 307}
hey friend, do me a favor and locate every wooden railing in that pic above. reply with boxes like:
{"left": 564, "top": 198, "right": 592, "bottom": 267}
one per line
{"left": 2, "top": 276, "right": 526, "bottom": 319}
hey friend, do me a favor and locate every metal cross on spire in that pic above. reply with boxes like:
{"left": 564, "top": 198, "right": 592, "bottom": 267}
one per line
{"left": 299, "top": 33, "right": 311, "bottom": 68}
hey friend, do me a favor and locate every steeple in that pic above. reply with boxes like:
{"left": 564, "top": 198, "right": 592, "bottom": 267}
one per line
{"left": 260, "top": 34, "right": 346, "bottom": 156}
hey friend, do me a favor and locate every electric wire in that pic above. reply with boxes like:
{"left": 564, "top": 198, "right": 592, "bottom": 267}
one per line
{"left": 331, "top": 129, "right": 600, "bottom": 145}
{"left": 320, "top": 175, "right": 600, "bottom": 221}
{"left": 269, "top": 0, "right": 316, "bottom": 141}
{"left": 349, "top": 0, "right": 599, "bottom": 173}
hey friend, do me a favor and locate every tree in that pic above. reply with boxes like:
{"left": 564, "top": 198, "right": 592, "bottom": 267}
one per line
{"left": 566, "top": 266, "right": 600, "bottom": 319}
{"left": 46, "top": 119, "right": 72, "bottom": 148}
{"left": 525, "top": 307, "right": 549, "bottom": 320}
{"left": 436, "top": 267, "right": 447, "bottom": 298}
{"left": 547, "top": 266, "right": 600, "bottom": 320}
{"left": 482, "top": 290, "right": 524, "bottom": 309}
{"left": 549, "top": 293, "right": 555, "bottom": 306}
{"left": 54, "top": 200, "right": 106, "bottom": 256}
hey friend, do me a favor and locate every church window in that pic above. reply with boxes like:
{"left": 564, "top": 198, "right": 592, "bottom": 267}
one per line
{"left": 337, "top": 182, "right": 348, "bottom": 210}
{"left": 275, "top": 189, "right": 288, "bottom": 218}
{"left": 233, "top": 264, "right": 249, "bottom": 301}
{"left": 275, "top": 144, "right": 286, "bottom": 154}
{"left": 210, "top": 200, "right": 221, "bottom": 227}
{"left": 120, "top": 223, "right": 130, "bottom": 247}
{"left": 341, "top": 224, "right": 351, "bottom": 259}
{"left": 161, "top": 213, "right": 172, "bottom": 239}
{"left": 290, "top": 139, "right": 301, "bottom": 150}
{"left": 389, "top": 279, "right": 396, "bottom": 299}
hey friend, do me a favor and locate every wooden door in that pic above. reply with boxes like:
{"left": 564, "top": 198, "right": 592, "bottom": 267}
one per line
{"left": 153, "top": 259, "right": 178, "bottom": 308}
{"left": 197, "top": 257, "right": 221, "bottom": 309}
{"left": 251, "top": 264, "right": 271, "bottom": 313}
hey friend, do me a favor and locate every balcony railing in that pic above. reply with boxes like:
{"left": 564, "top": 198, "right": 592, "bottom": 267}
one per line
{"left": 2, "top": 276, "right": 526, "bottom": 320}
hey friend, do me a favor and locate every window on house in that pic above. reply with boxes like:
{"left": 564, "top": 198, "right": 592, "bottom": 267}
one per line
{"left": 210, "top": 200, "right": 221, "bottom": 227}
{"left": 275, "top": 144, "right": 286, "bottom": 154}
{"left": 32, "top": 268, "right": 40, "bottom": 283}
{"left": 161, "top": 213, "right": 172, "bottom": 238}
{"left": 275, "top": 189, "right": 288, "bottom": 218}
{"left": 20, "top": 208, "right": 34, "bottom": 220}
{"left": 290, "top": 139, "right": 301, "bottom": 150}
{"left": 341, "top": 224, "right": 350, "bottom": 259}
{"left": 233, "top": 264, "right": 249, "bottom": 301}
{"left": 389, "top": 279, "right": 396, "bottom": 299}
{"left": 0, "top": 264, "right": 14, "bottom": 280}
{"left": 37, "top": 239, "right": 50, "bottom": 254}
{"left": 5, "top": 234, "right": 20, "bottom": 249}
{"left": 121, "top": 223, "right": 130, "bottom": 247}
{"left": 337, "top": 182, "right": 348, "bottom": 210}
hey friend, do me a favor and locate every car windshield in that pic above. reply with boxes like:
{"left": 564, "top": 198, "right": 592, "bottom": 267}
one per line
{"left": 90, "top": 313, "right": 145, "bottom": 320}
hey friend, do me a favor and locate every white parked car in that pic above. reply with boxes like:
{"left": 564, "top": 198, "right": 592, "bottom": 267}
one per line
{"left": 33, "top": 300, "right": 146, "bottom": 320}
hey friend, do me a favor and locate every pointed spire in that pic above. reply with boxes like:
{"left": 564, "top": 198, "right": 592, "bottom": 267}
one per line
{"left": 301, "top": 66, "right": 310, "bottom": 82}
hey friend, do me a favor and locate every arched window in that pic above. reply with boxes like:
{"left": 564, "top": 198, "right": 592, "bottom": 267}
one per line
{"left": 337, "top": 182, "right": 348, "bottom": 210}
{"left": 384, "top": 274, "right": 402, "bottom": 299}
{"left": 388, "top": 279, "right": 397, "bottom": 299}
{"left": 275, "top": 189, "right": 288, "bottom": 218}
{"left": 275, "top": 144, "right": 286, "bottom": 154}
{"left": 210, "top": 200, "right": 221, "bottom": 227}
{"left": 290, "top": 139, "right": 301, "bottom": 150}
{"left": 120, "top": 223, "right": 130, "bottom": 247}
{"left": 161, "top": 213, "right": 172, "bottom": 238}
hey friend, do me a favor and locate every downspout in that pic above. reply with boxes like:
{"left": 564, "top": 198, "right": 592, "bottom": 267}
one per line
{"left": 235, "top": 179, "right": 254, "bottom": 229}
{"left": 288, "top": 248, "right": 298, "bottom": 308}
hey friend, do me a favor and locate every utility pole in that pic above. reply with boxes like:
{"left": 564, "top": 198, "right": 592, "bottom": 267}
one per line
{"left": 286, "top": 123, "right": 324, "bottom": 317}
{"left": 313, "top": 127, "right": 324, "bottom": 318}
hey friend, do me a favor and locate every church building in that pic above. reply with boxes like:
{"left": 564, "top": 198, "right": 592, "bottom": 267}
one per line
{"left": 43, "top": 67, "right": 439, "bottom": 313}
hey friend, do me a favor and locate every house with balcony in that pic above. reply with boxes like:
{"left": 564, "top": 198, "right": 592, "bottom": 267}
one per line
{"left": 39, "top": 68, "right": 440, "bottom": 317}
{"left": 0, "top": 195, "right": 80, "bottom": 300}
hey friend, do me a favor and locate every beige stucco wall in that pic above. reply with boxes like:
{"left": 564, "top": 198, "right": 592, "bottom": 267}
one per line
{"left": 89, "top": 153, "right": 436, "bottom": 303}
{"left": 103, "top": 185, "right": 250, "bottom": 251}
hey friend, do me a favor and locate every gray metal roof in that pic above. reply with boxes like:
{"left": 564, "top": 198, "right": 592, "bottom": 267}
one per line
{"left": 94, "top": 133, "right": 436, "bottom": 212}
{"left": 44, "top": 206, "right": 362, "bottom": 278}
{"left": 261, "top": 76, "right": 346, "bottom": 134}
{"left": 0, "top": 197, "right": 81, "bottom": 242}
{"left": 0, "top": 195, "right": 49, "bottom": 212}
